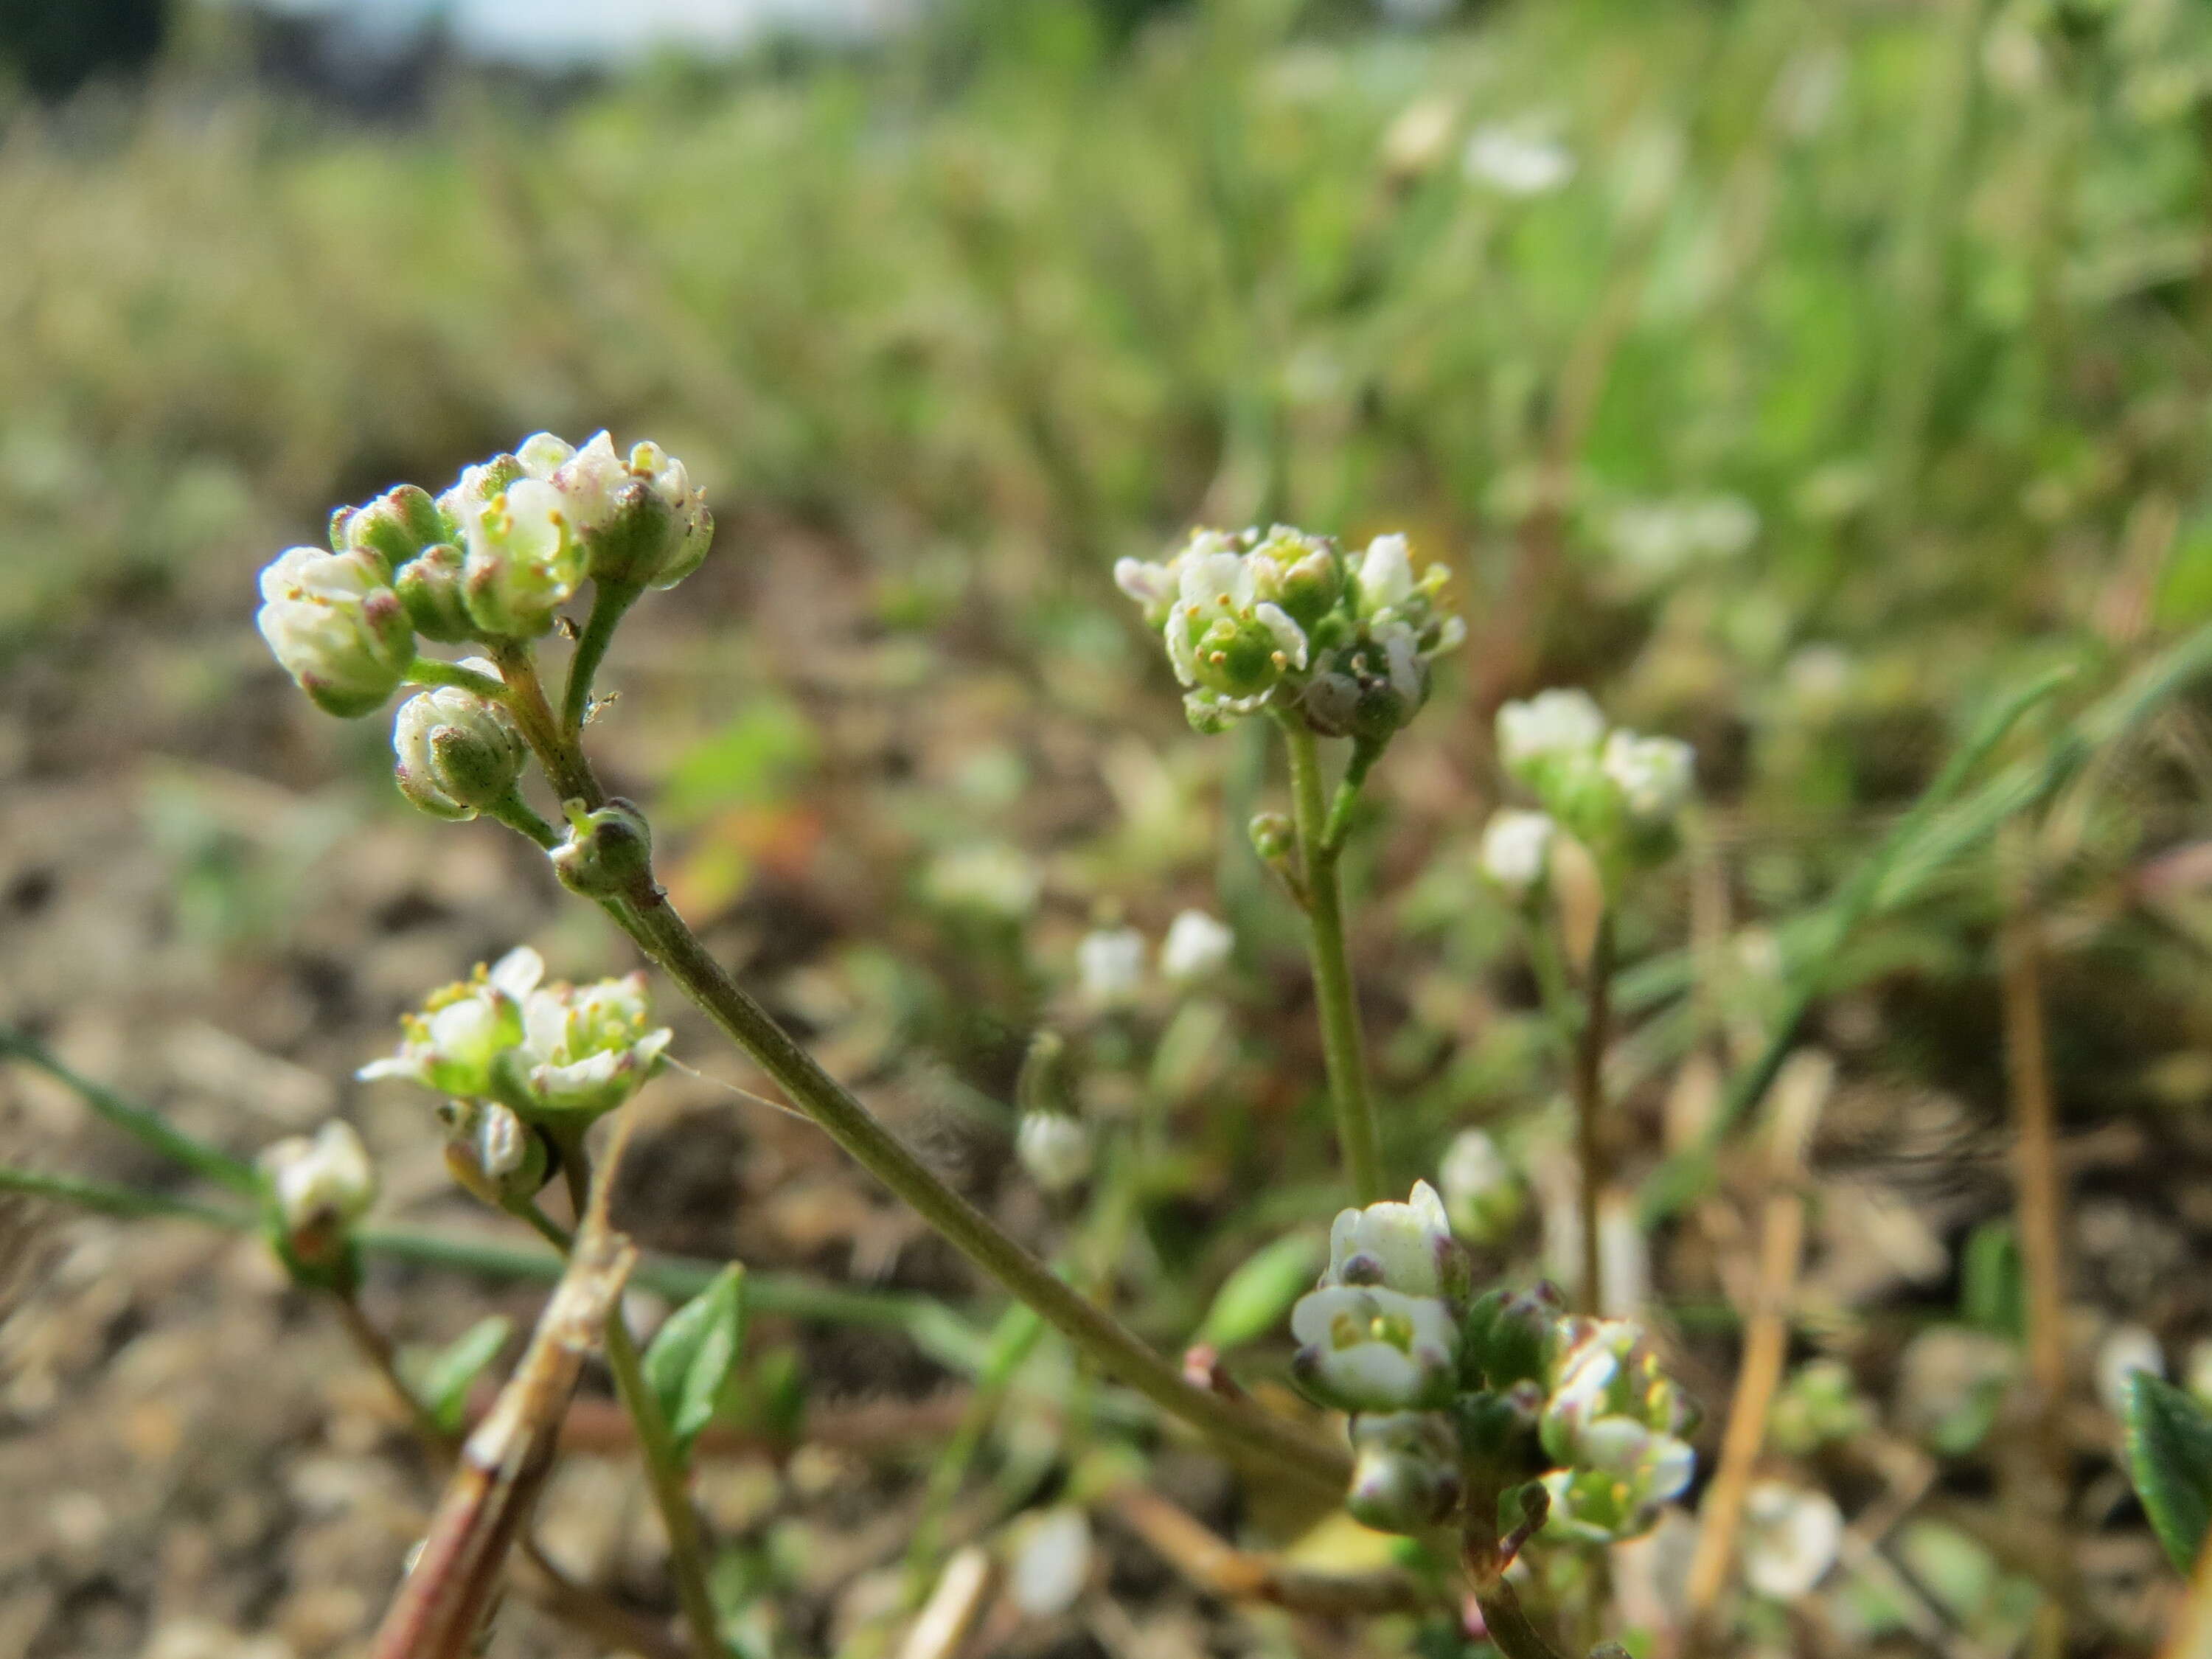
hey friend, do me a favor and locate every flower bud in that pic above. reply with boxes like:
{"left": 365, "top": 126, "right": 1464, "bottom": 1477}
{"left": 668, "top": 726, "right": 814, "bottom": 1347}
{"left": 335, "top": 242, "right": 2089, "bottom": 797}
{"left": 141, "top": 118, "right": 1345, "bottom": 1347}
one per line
{"left": 1324, "top": 1180, "right": 1470, "bottom": 1302}
{"left": 1346, "top": 1411, "right": 1464, "bottom": 1534}
{"left": 1461, "top": 1283, "right": 1564, "bottom": 1391}
{"left": 260, "top": 1119, "right": 376, "bottom": 1286}
{"left": 1290, "top": 1284, "right": 1460, "bottom": 1411}
{"left": 1478, "top": 810, "right": 1555, "bottom": 902}
{"left": 443, "top": 457, "right": 582, "bottom": 639}
{"left": 392, "top": 684, "right": 528, "bottom": 821}
{"left": 1741, "top": 1481, "right": 1843, "bottom": 1600}
{"left": 1017, "top": 1110, "right": 1093, "bottom": 1193}
{"left": 394, "top": 544, "right": 476, "bottom": 643}
{"left": 550, "top": 799, "right": 655, "bottom": 899}
{"left": 1160, "top": 909, "right": 1234, "bottom": 984}
{"left": 1245, "top": 525, "right": 1343, "bottom": 630}
{"left": 1248, "top": 812, "right": 1295, "bottom": 866}
{"left": 532, "top": 431, "right": 714, "bottom": 591}
{"left": 1533, "top": 1314, "right": 1698, "bottom": 1542}
{"left": 335, "top": 484, "right": 451, "bottom": 574}
{"left": 1439, "top": 1129, "right": 1526, "bottom": 1247}
{"left": 256, "top": 546, "right": 416, "bottom": 717}
{"left": 437, "top": 1098, "right": 552, "bottom": 1208}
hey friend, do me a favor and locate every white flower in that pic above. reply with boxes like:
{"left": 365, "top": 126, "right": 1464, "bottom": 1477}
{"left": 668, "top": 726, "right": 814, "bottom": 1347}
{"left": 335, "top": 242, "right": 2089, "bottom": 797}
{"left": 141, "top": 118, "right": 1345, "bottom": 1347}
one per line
{"left": 517, "top": 970, "right": 673, "bottom": 1120}
{"left": 1113, "top": 555, "right": 1180, "bottom": 623}
{"left": 260, "top": 1120, "right": 377, "bottom": 1238}
{"left": 359, "top": 946, "right": 542, "bottom": 1098}
{"left": 1160, "top": 910, "right": 1234, "bottom": 984}
{"left": 1290, "top": 1284, "right": 1459, "bottom": 1411}
{"left": 1017, "top": 1112, "right": 1092, "bottom": 1194}
{"left": 1439, "top": 1128, "right": 1525, "bottom": 1245}
{"left": 1464, "top": 123, "right": 1576, "bottom": 196}
{"left": 1740, "top": 1482, "right": 1843, "bottom": 1600}
{"left": 392, "top": 683, "right": 527, "bottom": 821}
{"left": 1353, "top": 532, "right": 1415, "bottom": 618}
{"left": 446, "top": 465, "right": 583, "bottom": 639}
{"left": 2096, "top": 1324, "right": 2165, "bottom": 1417}
{"left": 1601, "top": 731, "right": 1695, "bottom": 822}
{"left": 1604, "top": 495, "right": 1758, "bottom": 577}
{"left": 1009, "top": 1508, "right": 1093, "bottom": 1618}
{"left": 1077, "top": 926, "right": 1147, "bottom": 1007}
{"left": 1479, "top": 808, "right": 1556, "bottom": 897}
{"left": 924, "top": 844, "right": 1043, "bottom": 919}
{"left": 1497, "top": 688, "right": 1607, "bottom": 773}
{"left": 542, "top": 431, "right": 714, "bottom": 589}
{"left": 1325, "top": 1180, "right": 1467, "bottom": 1299}
{"left": 255, "top": 546, "right": 415, "bottom": 717}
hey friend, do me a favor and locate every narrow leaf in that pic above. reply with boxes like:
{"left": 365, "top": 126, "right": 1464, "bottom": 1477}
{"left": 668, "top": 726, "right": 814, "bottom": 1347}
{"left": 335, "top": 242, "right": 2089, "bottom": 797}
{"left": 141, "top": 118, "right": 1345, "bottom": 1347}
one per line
{"left": 1197, "top": 1231, "right": 1324, "bottom": 1353}
{"left": 644, "top": 1264, "right": 747, "bottom": 1458}
{"left": 2125, "top": 1372, "right": 2212, "bottom": 1573}
{"left": 403, "top": 1315, "right": 515, "bottom": 1433}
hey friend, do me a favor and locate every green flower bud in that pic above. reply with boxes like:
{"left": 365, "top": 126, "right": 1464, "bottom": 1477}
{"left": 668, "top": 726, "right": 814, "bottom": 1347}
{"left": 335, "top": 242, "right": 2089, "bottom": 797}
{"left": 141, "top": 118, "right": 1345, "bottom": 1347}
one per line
{"left": 551, "top": 799, "right": 655, "bottom": 900}
{"left": 436, "top": 1098, "right": 552, "bottom": 1208}
{"left": 1248, "top": 811, "right": 1295, "bottom": 865}
{"left": 1461, "top": 1283, "right": 1564, "bottom": 1391}
{"left": 392, "top": 681, "right": 528, "bottom": 821}
{"left": 255, "top": 546, "right": 416, "bottom": 718}
{"left": 1245, "top": 524, "right": 1343, "bottom": 631}
{"left": 336, "top": 484, "right": 451, "bottom": 574}
{"left": 1346, "top": 1411, "right": 1464, "bottom": 1534}
{"left": 442, "top": 456, "right": 582, "bottom": 639}
{"left": 394, "top": 544, "right": 476, "bottom": 643}
{"left": 526, "top": 431, "right": 714, "bottom": 591}
{"left": 1439, "top": 1129, "right": 1526, "bottom": 1247}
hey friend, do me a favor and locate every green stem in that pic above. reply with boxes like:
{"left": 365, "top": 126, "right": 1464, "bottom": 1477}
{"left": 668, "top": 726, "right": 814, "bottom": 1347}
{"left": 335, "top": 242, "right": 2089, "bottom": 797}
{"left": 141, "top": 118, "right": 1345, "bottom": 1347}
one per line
{"left": 491, "top": 643, "right": 603, "bottom": 809}
{"left": 490, "top": 790, "right": 561, "bottom": 850}
{"left": 0, "top": 1029, "right": 258, "bottom": 1195}
{"left": 560, "top": 1143, "right": 724, "bottom": 1659}
{"left": 1472, "top": 1580, "right": 1573, "bottom": 1659}
{"left": 1571, "top": 914, "right": 1614, "bottom": 1317}
{"left": 405, "top": 657, "right": 509, "bottom": 700}
{"left": 332, "top": 1288, "right": 459, "bottom": 1460}
{"left": 609, "top": 878, "right": 1349, "bottom": 1494}
{"left": 1279, "top": 719, "right": 1384, "bottom": 1205}
{"left": 0, "top": 1162, "right": 249, "bottom": 1225}
{"left": 562, "top": 581, "right": 644, "bottom": 741}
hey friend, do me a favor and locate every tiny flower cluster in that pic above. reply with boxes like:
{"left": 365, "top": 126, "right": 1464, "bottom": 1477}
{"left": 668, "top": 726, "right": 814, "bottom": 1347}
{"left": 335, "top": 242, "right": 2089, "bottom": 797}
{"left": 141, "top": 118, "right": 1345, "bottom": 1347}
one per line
{"left": 1281, "top": 1180, "right": 1694, "bottom": 1543}
{"left": 1481, "top": 688, "right": 1694, "bottom": 898}
{"left": 256, "top": 432, "right": 711, "bottom": 722}
{"left": 359, "top": 947, "right": 672, "bottom": 1201}
{"left": 1075, "top": 908, "right": 1236, "bottom": 1007}
{"left": 1115, "top": 527, "right": 1464, "bottom": 737}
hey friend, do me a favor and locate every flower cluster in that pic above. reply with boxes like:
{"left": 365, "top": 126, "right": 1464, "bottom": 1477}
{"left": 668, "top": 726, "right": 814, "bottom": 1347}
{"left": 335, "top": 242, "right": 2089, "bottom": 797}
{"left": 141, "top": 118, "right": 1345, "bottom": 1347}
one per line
{"left": 1281, "top": 1180, "right": 1695, "bottom": 1543}
{"left": 359, "top": 947, "right": 672, "bottom": 1195}
{"left": 1481, "top": 688, "right": 1695, "bottom": 897}
{"left": 254, "top": 431, "right": 712, "bottom": 720}
{"left": 1115, "top": 526, "right": 1464, "bottom": 737}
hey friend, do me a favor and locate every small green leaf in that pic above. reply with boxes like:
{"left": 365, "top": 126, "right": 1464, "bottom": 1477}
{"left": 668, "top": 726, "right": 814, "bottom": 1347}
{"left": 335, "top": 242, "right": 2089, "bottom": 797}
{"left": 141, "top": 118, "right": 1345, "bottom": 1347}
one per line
{"left": 644, "top": 1264, "right": 747, "bottom": 1459}
{"left": 1197, "top": 1231, "right": 1324, "bottom": 1354}
{"left": 402, "top": 1315, "right": 513, "bottom": 1433}
{"left": 2125, "top": 1372, "right": 2212, "bottom": 1573}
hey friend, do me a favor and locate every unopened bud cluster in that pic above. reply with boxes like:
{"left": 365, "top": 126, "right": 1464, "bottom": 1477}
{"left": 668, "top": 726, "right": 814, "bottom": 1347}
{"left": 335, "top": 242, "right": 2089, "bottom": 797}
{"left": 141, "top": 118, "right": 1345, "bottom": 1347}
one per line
{"left": 359, "top": 947, "right": 673, "bottom": 1199}
{"left": 1481, "top": 689, "right": 1694, "bottom": 897}
{"left": 259, "top": 1119, "right": 378, "bottom": 1287}
{"left": 1116, "top": 527, "right": 1464, "bottom": 737}
{"left": 1281, "top": 1178, "right": 1694, "bottom": 1543}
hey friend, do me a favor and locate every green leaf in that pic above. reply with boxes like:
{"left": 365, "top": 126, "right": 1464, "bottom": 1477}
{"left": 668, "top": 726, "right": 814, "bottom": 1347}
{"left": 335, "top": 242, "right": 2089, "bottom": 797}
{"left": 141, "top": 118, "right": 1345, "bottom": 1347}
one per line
{"left": 2125, "top": 1372, "right": 2212, "bottom": 1573}
{"left": 403, "top": 1315, "right": 513, "bottom": 1433}
{"left": 1196, "top": 1231, "right": 1323, "bottom": 1354}
{"left": 645, "top": 1264, "right": 748, "bottom": 1458}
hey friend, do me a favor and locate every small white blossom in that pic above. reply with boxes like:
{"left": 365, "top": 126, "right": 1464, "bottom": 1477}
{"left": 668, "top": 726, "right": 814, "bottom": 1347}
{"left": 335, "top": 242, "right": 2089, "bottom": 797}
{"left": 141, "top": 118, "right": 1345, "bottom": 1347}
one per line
{"left": 1740, "top": 1482, "right": 1843, "bottom": 1600}
{"left": 518, "top": 970, "right": 674, "bottom": 1120}
{"left": 1291, "top": 1284, "right": 1459, "bottom": 1411}
{"left": 1601, "top": 731, "right": 1695, "bottom": 823}
{"left": 260, "top": 1120, "right": 377, "bottom": 1239}
{"left": 1160, "top": 910, "right": 1234, "bottom": 983}
{"left": 1464, "top": 123, "right": 1576, "bottom": 196}
{"left": 255, "top": 546, "right": 415, "bottom": 717}
{"left": 1353, "top": 532, "right": 1416, "bottom": 619}
{"left": 1324, "top": 1180, "right": 1467, "bottom": 1299}
{"left": 1017, "top": 1112, "right": 1092, "bottom": 1194}
{"left": 1497, "top": 688, "right": 1607, "bottom": 773}
{"left": 1479, "top": 808, "right": 1556, "bottom": 898}
{"left": 359, "top": 946, "right": 541, "bottom": 1098}
{"left": 1604, "top": 495, "right": 1758, "bottom": 577}
{"left": 1077, "top": 926, "right": 1147, "bottom": 1007}
{"left": 1009, "top": 1508, "right": 1093, "bottom": 1618}
{"left": 444, "top": 464, "right": 582, "bottom": 639}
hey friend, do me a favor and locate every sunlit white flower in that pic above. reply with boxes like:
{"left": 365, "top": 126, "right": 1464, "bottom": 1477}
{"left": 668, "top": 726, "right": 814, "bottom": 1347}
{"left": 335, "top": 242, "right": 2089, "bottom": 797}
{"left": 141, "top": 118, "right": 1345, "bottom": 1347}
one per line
{"left": 1353, "top": 532, "right": 1416, "bottom": 619}
{"left": 1077, "top": 926, "right": 1147, "bottom": 1007}
{"left": 1479, "top": 808, "right": 1556, "bottom": 898}
{"left": 1160, "top": 909, "right": 1234, "bottom": 984}
{"left": 1009, "top": 1508, "right": 1093, "bottom": 1618}
{"left": 1601, "top": 731, "right": 1695, "bottom": 823}
{"left": 1325, "top": 1180, "right": 1467, "bottom": 1300}
{"left": 517, "top": 970, "right": 674, "bottom": 1120}
{"left": 256, "top": 546, "right": 415, "bottom": 717}
{"left": 359, "top": 946, "right": 542, "bottom": 1099}
{"left": 1740, "top": 1482, "right": 1843, "bottom": 1600}
{"left": 444, "top": 462, "right": 582, "bottom": 639}
{"left": 1464, "top": 123, "right": 1576, "bottom": 196}
{"left": 1291, "top": 1284, "right": 1459, "bottom": 1411}
{"left": 1497, "top": 688, "right": 1606, "bottom": 774}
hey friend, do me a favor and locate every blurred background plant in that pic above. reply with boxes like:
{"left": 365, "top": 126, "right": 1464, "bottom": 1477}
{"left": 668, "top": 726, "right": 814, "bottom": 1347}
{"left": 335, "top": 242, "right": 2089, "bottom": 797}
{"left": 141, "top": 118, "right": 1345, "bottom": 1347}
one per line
{"left": 10, "top": 0, "right": 2212, "bottom": 1654}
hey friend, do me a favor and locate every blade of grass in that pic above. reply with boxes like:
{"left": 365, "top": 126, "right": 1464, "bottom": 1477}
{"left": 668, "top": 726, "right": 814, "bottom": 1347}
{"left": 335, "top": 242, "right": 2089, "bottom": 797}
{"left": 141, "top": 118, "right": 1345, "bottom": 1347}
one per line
{"left": 0, "top": 1027, "right": 259, "bottom": 1195}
